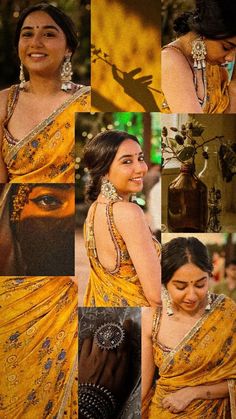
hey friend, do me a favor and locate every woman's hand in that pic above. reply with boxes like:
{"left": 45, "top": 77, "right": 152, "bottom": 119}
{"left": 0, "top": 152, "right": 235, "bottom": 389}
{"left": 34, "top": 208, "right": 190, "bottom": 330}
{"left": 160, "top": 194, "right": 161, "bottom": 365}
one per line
{"left": 79, "top": 320, "right": 131, "bottom": 402}
{"left": 162, "top": 387, "right": 195, "bottom": 413}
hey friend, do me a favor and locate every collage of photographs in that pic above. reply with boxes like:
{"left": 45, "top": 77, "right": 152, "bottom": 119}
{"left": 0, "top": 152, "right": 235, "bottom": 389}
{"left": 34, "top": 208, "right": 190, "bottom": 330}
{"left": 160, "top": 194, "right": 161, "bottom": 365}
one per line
{"left": 0, "top": 0, "right": 235, "bottom": 418}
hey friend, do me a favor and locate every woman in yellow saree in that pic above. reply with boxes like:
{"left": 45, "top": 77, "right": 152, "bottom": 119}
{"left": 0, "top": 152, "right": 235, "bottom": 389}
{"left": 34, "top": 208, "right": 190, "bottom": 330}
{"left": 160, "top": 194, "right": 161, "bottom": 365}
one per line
{"left": 0, "top": 276, "right": 78, "bottom": 418}
{"left": 161, "top": 0, "right": 236, "bottom": 114}
{"left": 83, "top": 130, "right": 161, "bottom": 308}
{"left": 0, "top": 3, "right": 91, "bottom": 183}
{"left": 142, "top": 237, "right": 236, "bottom": 418}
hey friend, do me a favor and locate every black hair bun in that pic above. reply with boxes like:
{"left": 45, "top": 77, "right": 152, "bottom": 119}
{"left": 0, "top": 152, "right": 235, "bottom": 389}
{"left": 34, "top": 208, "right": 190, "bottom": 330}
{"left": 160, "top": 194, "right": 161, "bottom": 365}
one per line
{"left": 173, "top": 12, "right": 193, "bottom": 35}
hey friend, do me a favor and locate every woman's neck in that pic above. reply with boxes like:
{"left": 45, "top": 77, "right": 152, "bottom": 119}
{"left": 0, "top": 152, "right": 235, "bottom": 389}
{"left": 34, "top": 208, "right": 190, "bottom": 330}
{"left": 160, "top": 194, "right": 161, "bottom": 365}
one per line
{"left": 24, "top": 74, "right": 63, "bottom": 97}
{"left": 172, "top": 31, "right": 200, "bottom": 61}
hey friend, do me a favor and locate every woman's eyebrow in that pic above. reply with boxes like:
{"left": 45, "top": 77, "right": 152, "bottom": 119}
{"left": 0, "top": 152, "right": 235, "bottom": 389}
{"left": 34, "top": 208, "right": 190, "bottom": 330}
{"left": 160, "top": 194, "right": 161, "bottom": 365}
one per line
{"left": 118, "top": 152, "right": 143, "bottom": 160}
{"left": 21, "top": 25, "right": 59, "bottom": 32}
{"left": 172, "top": 277, "right": 207, "bottom": 284}
{"left": 225, "top": 40, "right": 236, "bottom": 47}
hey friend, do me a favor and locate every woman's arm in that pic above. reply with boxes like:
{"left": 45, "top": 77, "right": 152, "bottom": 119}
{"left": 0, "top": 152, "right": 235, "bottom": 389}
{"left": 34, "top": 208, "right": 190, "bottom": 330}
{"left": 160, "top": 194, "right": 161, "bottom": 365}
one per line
{"left": 113, "top": 202, "right": 161, "bottom": 306}
{"left": 0, "top": 90, "right": 9, "bottom": 182}
{"left": 142, "top": 308, "right": 156, "bottom": 401}
{"left": 162, "top": 48, "right": 203, "bottom": 113}
{"left": 227, "top": 80, "right": 236, "bottom": 113}
{"left": 162, "top": 381, "right": 229, "bottom": 413}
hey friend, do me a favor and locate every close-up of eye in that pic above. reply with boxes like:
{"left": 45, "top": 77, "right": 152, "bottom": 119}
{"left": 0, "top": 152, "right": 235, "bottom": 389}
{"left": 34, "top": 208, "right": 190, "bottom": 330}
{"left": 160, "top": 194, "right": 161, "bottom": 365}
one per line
{"left": 30, "top": 194, "right": 62, "bottom": 210}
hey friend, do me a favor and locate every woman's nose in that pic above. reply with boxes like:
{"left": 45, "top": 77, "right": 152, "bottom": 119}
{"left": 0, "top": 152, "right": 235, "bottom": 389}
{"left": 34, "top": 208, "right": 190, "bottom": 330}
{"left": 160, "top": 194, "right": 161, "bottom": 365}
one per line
{"left": 186, "top": 286, "right": 197, "bottom": 299}
{"left": 29, "top": 33, "right": 44, "bottom": 47}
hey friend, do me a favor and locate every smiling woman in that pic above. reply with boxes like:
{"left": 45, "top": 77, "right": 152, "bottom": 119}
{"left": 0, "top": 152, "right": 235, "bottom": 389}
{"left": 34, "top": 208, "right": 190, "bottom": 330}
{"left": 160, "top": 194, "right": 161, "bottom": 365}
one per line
{"left": 0, "top": 3, "right": 91, "bottom": 183}
{"left": 82, "top": 129, "right": 161, "bottom": 307}
{"left": 161, "top": 0, "right": 236, "bottom": 113}
{"left": 142, "top": 236, "right": 236, "bottom": 418}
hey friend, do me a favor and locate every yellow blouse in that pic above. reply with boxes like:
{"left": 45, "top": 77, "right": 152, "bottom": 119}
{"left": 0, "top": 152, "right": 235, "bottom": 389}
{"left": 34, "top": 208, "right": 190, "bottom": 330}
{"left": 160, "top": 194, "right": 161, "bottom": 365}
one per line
{"left": 146, "top": 295, "right": 236, "bottom": 418}
{"left": 0, "top": 276, "right": 78, "bottom": 419}
{"left": 161, "top": 45, "right": 229, "bottom": 114}
{"left": 83, "top": 201, "right": 160, "bottom": 307}
{"left": 2, "top": 84, "right": 91, "bottom": 183}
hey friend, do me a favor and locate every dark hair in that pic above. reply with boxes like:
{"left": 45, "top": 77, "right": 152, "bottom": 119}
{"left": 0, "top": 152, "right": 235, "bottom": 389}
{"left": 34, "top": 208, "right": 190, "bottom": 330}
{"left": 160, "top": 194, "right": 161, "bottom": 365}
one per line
{"left": 162, "top": 237, "right": 213, "bottom": 285}
{"left": 83, "top": 130, "right": 140, "bottom": 202}
{"left": 15, "top": 3, "right": 78, "bottom": 54}
{"left": 173, "top": 0, "right": 236, "bottom": 39}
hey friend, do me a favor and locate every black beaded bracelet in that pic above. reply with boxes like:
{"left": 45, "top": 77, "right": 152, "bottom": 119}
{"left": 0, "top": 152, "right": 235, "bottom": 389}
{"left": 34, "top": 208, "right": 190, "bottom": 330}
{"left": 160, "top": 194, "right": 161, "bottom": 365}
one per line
{"left": 79, "top": 383, "right": 118, "bottom": 419}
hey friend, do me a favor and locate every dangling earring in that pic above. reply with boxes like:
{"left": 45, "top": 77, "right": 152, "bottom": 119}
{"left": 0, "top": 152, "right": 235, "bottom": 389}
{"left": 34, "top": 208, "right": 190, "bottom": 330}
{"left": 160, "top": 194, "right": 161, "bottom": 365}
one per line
{"left": 100, "top": 178, "right": 122, "bottom": 202}
{"left": 61, "top": 55, "right": 73, "bottom": 91}
{"left": 205, "top": 291, "right": 212, "bottom": 312}
{"left": 162, "top": 287, "right": 174, "bottom": 316}
{"left": 19, "top": 62, "right": 26, "bottom": 90}
{"left": 191, "top": 37, "right": 207, "bottom": 108}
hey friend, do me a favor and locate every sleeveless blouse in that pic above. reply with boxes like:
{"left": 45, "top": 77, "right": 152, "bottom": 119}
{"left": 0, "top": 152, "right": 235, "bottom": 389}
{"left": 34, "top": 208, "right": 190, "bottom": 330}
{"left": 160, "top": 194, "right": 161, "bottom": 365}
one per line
{"left": 83, "top": 201, "right": 161, "bottom": 307}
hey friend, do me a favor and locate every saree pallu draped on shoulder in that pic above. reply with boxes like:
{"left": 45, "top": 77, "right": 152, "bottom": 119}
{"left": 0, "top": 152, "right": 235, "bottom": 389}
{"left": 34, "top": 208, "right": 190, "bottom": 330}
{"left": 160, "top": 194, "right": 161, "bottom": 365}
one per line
{"left": 148, "top": 296, "right": 236, "bottom": 418}
{"left": 0, "top": 276, "right": 78, "bottom": 418}
{"left": 2, "top": 85, "right": 90, "bottom": 183}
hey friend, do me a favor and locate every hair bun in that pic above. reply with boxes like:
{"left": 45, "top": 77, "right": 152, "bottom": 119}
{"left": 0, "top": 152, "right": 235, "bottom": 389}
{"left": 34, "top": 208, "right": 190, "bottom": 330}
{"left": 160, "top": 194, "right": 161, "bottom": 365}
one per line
{"left": 173, "top": 12, "right": 193, "bottom": 35}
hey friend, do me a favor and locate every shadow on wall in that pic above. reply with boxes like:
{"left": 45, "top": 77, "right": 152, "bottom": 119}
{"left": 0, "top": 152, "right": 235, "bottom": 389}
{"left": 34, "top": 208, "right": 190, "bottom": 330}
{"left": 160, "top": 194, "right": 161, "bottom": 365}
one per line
{"left": 91, "top": 0, "right": 162, "bottom": 111}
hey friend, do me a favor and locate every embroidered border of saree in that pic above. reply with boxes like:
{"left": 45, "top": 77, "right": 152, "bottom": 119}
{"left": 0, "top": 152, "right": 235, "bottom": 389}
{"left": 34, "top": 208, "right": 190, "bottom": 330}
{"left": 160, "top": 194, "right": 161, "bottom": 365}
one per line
{"left": 2, "top": 85, "right": 90, "bottom": 183}
{"left": 148, "top": 295, "right": 236, "bottom": 418}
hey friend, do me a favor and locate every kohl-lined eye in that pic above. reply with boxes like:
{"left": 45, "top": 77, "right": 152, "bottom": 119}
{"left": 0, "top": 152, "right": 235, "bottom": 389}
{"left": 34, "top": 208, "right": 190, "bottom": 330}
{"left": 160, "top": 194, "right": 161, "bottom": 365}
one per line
{"left": 30, "top": 194, "right": 62, "bottom": 210}
{"left": 139, "top": 155, "right": 145, "bottom": 161}
{"left": 175, "top": 286, "right": 186, "bottom": 291}
{"left": 43, "top": 31, "right": 56, "bottom": 37}
{"left": 21, "top": 31, "right": 33, "bottom": 37}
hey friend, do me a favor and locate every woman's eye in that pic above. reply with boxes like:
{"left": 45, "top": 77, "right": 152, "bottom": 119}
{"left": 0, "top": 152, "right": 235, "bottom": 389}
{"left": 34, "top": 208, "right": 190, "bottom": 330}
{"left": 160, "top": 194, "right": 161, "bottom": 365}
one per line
{"left": 122, "top": 160, "right": 132, "bottom": 164}
{"left": 195, "top": 284, "right": 205, "bottom": 288}
{"left": 21, "top": 32, "right": 33, "bottom": 37}
{"left": 31, "top": 195, "right": 62, "bottom": 210}
{"left": 139, "top": 156, "right": 145, "bottom": 161}
{"left": 176, "top": 286, "right": 186, "bottom": 291}
{"left": 44, "top": 32, "right": 56, "bottom": 37}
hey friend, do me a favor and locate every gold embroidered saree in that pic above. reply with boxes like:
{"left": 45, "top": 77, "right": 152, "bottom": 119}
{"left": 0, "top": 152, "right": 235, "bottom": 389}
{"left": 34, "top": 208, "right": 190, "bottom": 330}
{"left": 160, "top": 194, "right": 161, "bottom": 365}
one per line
{"left": 0, "top": 276, "right": 78, "bottom": 418}
{"left": 146, "top": 295, "right": 236, "bottom": 418}
{"left": 2, "top": 85, "right": 91, "bottom": 183}
{"left": 83, "top": 202, "right": 160, "bottom": 307}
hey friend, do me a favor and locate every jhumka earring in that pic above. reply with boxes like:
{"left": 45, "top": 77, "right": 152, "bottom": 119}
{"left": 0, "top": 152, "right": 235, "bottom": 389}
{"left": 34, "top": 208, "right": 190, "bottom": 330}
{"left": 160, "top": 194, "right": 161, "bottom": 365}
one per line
{"left": 61, "top": 55, "right": 73, "bottom": 91}
{"left": 19, "top": 62, "right": 26, "bottom": 90}
{"left": 162, "top": 287, "right": 174, "bottom": 316}
{"left": 205, "top": 291, "right": 212, "bottom": 311}
{"left": 191, "top": 37, "right": 207, "bottom": 108}
{"left": 10, "top": 185, "right": 33, "bottom": 221}
{"left": 101, "top": 178, "right": 122, "bottom": 202}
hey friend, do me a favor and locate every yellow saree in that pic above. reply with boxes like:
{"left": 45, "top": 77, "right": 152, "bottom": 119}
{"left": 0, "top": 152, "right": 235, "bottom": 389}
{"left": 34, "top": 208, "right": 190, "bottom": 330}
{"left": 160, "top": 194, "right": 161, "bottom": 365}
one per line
{"left": 83, "top": 202, "right": 160, "bottom": 307}
{"left": 161, "top": 45, "right": 229, "bottom": 114}
{"left": 146, "top": 295, "right": 236, "bottom": 418}
{"left": 2, "top": 84, "right": 91, "bottom": 183}
{"left": 0, "top": 276, "right": 78, "bottom": 418}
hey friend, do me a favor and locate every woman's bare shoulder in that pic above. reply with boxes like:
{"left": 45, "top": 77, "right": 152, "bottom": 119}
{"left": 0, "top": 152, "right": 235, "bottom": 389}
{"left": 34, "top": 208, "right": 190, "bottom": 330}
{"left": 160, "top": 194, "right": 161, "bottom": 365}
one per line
{"left": 113, "top": 201, "right": 144, "bottom": 221}
{"left": 162, "top": 46, "right": 192, "bottom": 73}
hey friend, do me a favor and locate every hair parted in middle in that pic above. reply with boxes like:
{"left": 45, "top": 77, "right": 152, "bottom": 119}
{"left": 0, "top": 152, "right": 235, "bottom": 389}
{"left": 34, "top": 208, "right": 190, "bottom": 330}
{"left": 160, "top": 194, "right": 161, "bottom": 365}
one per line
{"left": 83, "top": 130, "right": 140, "bottom": 202}
{"left": 162, "top": 237, "right": 213, "bottom": 286}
